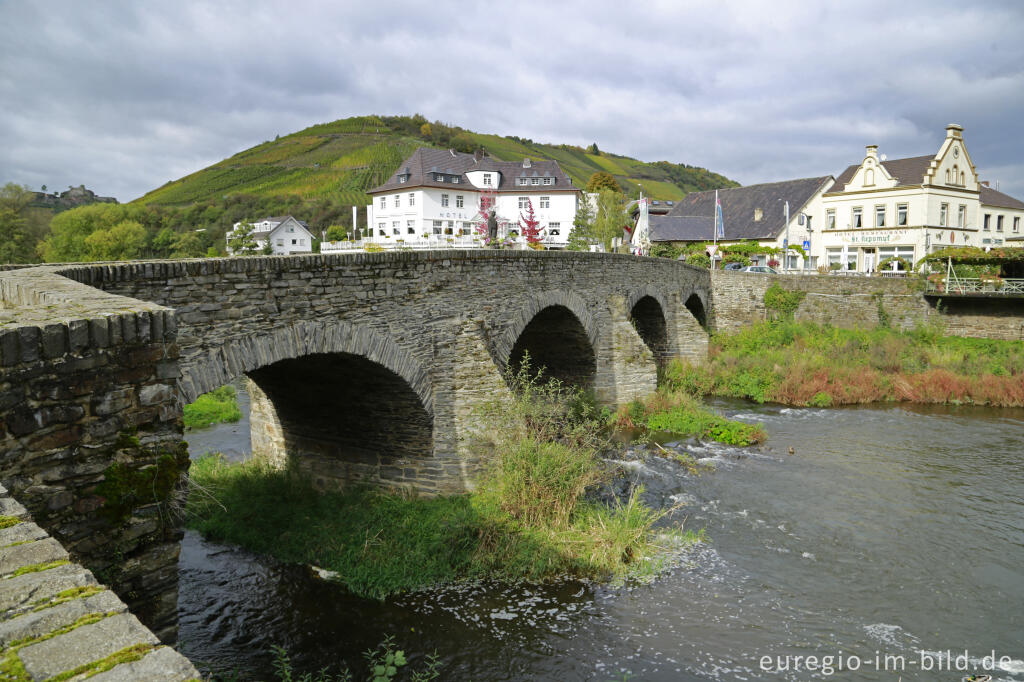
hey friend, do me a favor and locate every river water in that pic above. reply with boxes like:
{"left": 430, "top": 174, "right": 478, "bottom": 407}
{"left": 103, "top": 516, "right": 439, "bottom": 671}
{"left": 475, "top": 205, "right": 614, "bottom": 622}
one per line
{"left": 181, "top": 387, "right": 1024, "bottom": 681}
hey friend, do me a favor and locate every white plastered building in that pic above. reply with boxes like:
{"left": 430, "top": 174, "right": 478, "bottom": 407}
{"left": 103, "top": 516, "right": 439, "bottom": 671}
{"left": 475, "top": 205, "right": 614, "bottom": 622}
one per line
{"left": 359, "top": 147, "right": 582, "bottom": 250}
{"left": 226, "top": 216, "right": 315, "bottom": 255}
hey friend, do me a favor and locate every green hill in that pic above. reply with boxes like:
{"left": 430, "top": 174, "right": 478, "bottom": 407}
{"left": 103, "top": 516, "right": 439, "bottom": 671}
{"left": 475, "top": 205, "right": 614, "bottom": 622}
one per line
{"left": 134, "top": 114, "right": 738, "bottom": 206}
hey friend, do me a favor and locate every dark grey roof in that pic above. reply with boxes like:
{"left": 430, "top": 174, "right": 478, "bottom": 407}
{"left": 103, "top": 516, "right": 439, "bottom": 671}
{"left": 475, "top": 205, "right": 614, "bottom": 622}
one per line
{"left": 980, "top": 185, "right": 1024, "bottom": 210}
{"left": 830, "top": 155, "right": 934, "bottom": 191}
{"left": 649, "top": 215, "right": 714, "bottom": 242}
{"left": 368, "top": 147, "right": 579, "bottom": 194}
{"left": 662, "top": 176, "right": 832, "bottom": 241}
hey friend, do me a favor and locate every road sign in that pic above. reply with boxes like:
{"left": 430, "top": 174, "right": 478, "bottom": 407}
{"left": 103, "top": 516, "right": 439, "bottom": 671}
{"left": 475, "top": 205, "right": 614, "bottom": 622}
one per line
{"left": 783, "top": 239, "right": 788, "bottom": 249}
{"left": 803, "top": 240, "right": 810, "bottom": 251}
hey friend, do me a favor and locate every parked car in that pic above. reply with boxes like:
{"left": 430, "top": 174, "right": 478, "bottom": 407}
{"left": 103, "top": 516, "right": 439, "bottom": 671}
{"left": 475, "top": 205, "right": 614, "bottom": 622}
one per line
{"left": 741, "top": 265, "right": 778, "bottom": 274}
{"left": 722, "top": 262, "right": 745, "bottom": 271}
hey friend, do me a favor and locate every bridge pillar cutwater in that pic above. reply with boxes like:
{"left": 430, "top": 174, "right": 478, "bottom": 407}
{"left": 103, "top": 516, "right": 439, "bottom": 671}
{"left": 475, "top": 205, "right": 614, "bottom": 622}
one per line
{"left": 669, "top": 292, "right": 710, "bottom": 365}
{"left": 594, "top": 294, "right": 658, "bottom": 405}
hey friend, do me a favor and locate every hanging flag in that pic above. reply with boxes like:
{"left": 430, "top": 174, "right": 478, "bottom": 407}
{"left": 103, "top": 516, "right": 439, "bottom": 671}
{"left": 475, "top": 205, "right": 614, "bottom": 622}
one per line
{"left": 715, "top": 194, "right": 725, "bottom": 239}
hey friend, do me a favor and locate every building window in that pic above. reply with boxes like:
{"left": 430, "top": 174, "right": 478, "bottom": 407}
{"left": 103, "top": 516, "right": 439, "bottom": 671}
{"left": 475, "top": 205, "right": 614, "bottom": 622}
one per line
{"left": 531, "top": 178, "right": 539, "bottom": 186}
{"left": 875, "top": 205, "right": 886, "bottom": 227}
{"left": 394, "top": 195, "right": 400, "bottom": 208}
{"left": 292, "top": 239, "right": 297, "bottom": 245}
{"left": 518, "top": 196, "right": 529, "bottom": 210}
{"left": 540, "top": 196, "right": 550, "bottom": 209}
{"left": 548, "top": 222, "right": 560, "bottom": 236}
{"left": 445, "top": 221, "right": 454, "bottom": 235}
{"left": 452, "top": 177, "right": 460, "bottom": 184}
{"left": 983, "top": 213, "right": 991, "bottom": 231}
{"left": 543, "top": 177, "right": 553, "bottom": 185}
{"left": 852, "top": 207, "right": 863, "bottom": 228}
{"left": 392, "top": 221, "right": 400, "bottom": 235}
{"left": 276, "top": 239, "right": 284, "bottom": 246}
{"left": 377, "top": 222, "right": 385, "bottom": 235}
{"left": 459, "top": 223, "right": 471, "bottom": 236}
{"left": 456, "top": 195, "right": 464, "bottom": 208}
{"left": 940, "top": 203, "right": 948, "bottom": 227}
{"left": 865, "top": 168, "right": 875, "bottom": 186}
{"left": 997, "top": 215, "right": 1004, "bottom": 232}
{"left": 432, "top": 220, "right": 442, "bottom": 235}
{"left": 407, "top": 221, "right": 415, "bottom": 234}
{"left": 826, "top": 209, "right": 836, "bottom": 230}
{"left": 379, "top": 197, "right": 386, "bottom": 209}
{"left": 519, "top": 178, "right": 528, "bottom": 186}
{"left": 441, "top": 194, "right": 449, "bottom": 207}
{"left": 957, "top": 204, "right": 965, "bottom": 227}
{"left": 1014, "top": 217, "right": 1020, "bottom": 233}
{"left": 483, "top": 173, "right": 492, "bottom": 186}
{"left": 409, "top": 193, "right": 415, "bottom": 207}
{"left": 434, "top": 173, "right": 444, "bottom": 182}
{"left": 897, "top": 203, "right": 908, "bottom": 226}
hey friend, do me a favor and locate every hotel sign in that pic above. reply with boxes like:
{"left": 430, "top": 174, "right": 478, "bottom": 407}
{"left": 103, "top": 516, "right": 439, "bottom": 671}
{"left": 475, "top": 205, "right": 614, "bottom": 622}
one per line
{"left": 841, "top": 229, "right": 910, "bottom": 244}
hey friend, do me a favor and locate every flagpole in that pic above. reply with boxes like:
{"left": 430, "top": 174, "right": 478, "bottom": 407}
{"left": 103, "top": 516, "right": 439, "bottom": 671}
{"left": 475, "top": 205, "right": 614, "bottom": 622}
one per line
{"left": 713, "top": 190, "right": 719, "bottom": 248}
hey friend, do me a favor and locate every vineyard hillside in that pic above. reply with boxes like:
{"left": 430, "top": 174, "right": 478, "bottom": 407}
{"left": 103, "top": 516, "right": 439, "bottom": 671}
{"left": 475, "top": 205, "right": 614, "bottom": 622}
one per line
{"left": 134, "top": 114, "right": 738, "bottom": 206}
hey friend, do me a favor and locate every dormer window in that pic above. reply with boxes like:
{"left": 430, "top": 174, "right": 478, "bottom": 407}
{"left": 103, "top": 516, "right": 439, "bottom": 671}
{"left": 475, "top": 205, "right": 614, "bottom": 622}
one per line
{"left": 519, "top": 178, "right": 528, "bottom": 186}
{"left": 483, "top": 173, "right": 492, "bottom": 186}
{"left": 531, "top": 178, "right": 539, "bottom": 186}
{"left": 399, "top": 175, "right": 408, "bottom": 183}
{"left": 543, "top": 178, "right": 553, "bottom": 185}
{"left": 434, "top": 173, "right": 444, "bottom": 182}
{"left": 452, "top": 176, "right": 460, "bottom": 184}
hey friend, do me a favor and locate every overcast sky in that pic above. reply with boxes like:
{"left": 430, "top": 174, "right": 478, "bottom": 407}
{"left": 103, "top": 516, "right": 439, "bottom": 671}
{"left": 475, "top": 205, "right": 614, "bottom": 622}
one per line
{"left": 2, "top": 1, "right": 1023, "bottom": 202}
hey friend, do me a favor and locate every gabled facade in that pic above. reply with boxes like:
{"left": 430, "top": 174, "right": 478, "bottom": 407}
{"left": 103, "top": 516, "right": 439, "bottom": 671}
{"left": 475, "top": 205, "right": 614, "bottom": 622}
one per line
{"left": 363, "top": 148, "right": 582, "bottom": 249}
{"left": 819, "top": 124, "right": 1024, "bottom": 271}
{"left": 226, "top": 216, "right": 314, "bottom": 255}
{"left": 653, "top": 125, "right": 1024, "bottom": 273}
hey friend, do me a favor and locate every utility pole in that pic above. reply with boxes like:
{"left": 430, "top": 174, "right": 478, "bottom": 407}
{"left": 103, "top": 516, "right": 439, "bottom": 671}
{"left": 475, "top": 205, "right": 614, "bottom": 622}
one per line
{"left": 783, "top": 200, "right": 790, "bottom": 272}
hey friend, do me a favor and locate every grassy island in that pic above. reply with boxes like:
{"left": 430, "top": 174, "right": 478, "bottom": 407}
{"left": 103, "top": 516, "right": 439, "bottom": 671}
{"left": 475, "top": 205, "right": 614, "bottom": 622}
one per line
{"left": 183, "top": 385, "right": 242, "bottom": 430}
{"left": 668, "top": 320, "right": 1024, "bottom": 407}
{"left": 186, "top": 371, "right": 708, "bottom": 599}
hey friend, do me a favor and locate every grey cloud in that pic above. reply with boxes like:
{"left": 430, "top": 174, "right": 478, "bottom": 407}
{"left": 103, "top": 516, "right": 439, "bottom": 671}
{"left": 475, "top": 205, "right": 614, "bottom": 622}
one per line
{"left": 1, "top": 0, "right": 1022, "bottom": 200}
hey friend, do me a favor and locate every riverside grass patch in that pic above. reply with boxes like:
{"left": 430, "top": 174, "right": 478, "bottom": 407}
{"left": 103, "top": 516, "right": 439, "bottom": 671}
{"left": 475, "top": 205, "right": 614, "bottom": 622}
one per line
{"left": 183, "top": 385, "right": 242, "bottom": 430}
{"left": 667, "top": 320, "right": 1024, "bottom": 407}
{"left": 609, "top": 389, "right": 766, "bottom": 446}
{"left": 186, "top": 368, "right": 695, "bottom": 599}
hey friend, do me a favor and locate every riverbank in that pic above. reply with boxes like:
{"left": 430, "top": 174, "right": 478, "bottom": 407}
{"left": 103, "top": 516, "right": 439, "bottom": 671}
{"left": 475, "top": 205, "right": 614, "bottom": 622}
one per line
{"left": 186, "top": 375, "right": 707, "bottom": 599}
{"left": 669, "top": 320, "right": 1024, "bottom": 407}
{"left": 183, "top": 385, "right": 242, "bottom": 430}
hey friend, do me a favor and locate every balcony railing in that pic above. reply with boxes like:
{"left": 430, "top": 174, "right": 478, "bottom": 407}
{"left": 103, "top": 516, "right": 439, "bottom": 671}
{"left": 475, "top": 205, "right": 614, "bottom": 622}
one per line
{"left": 925, "top": 278, "right": 1024, "bottom": 295}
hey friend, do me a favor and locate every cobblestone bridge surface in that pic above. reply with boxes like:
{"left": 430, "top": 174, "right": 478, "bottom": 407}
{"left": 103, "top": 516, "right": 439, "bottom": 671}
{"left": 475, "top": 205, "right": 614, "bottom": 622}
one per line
{"left": 0, "top": 250, "right": 710, "bottom": 645}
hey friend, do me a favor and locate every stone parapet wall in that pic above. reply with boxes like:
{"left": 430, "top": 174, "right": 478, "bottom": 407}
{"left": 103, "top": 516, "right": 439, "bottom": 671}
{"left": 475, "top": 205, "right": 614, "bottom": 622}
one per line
{"left": 0, "top": 484, "right": 198, "bottom": 679}
{"left": 0, "top": 267, "right": 185, "bottom": 642}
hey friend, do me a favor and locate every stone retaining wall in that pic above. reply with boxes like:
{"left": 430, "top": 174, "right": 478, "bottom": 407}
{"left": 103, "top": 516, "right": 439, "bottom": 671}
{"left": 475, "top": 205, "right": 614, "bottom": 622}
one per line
{"left": 710, "top": 271, "right": 1024, "bottom": 339}
{"left": 0, "top": 484, "right": 198, "bottom": 680}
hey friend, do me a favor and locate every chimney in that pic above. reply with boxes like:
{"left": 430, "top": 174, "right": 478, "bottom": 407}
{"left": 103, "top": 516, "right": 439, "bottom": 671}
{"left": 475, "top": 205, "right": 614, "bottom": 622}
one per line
{"left": 946, "top": 123, "right": 963, "bottom": 139}
{"left": 981, "top": 180, "right": 990, "bottom": 187}
{"left": 865, "top": 144, "right": 879, "bottom": 161}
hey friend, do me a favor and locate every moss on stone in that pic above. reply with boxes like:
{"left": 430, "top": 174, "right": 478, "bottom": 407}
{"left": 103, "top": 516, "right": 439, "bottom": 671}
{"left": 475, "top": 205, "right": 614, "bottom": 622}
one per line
{"left": 11, "top": 559, "right": 69, "bottom": 577}
{"left": 94, "top": 444, "right": 189, "bottom": 524}
{"left": 47, "top": 643, "right": 155, "bottom": 682}
{"left": 0, "top": 516, "right": 21, "bottom": 530}
{"left": 30, "top": 585, "right": 106, "bottom": 612}
{"left": 113, "top": 429, "right": 141, "bottom": 450}
{"left": 1, "top": 611, "right": 118, "bottom": 682}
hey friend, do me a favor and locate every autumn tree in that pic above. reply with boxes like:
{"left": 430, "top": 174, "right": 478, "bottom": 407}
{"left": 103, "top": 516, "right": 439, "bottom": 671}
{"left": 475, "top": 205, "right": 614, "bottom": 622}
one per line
{"left": 518, "top": 198, "right": 543, "bottom": 246}
{"left": 586, "top": 171, "right": 619, "bottom": 194}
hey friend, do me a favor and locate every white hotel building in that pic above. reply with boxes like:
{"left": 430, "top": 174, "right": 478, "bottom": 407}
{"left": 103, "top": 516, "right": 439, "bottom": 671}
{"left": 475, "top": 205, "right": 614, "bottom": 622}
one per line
{"left": 357, "top": 148, "right": 582, "bottom": 250}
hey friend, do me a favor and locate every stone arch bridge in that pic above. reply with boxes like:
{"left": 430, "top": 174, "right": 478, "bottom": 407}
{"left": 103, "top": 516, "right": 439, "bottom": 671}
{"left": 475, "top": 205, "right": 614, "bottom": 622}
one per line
{"left": 0, "top": 250, "right": 709, "bottom": 639}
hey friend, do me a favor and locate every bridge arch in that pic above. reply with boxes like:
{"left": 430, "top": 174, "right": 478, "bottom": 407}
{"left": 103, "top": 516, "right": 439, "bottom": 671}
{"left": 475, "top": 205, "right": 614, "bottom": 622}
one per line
{"left": 179, "top": 319, "right": 433, "bottom": 413}
{"left": 628, "top": 292, "right": 671, "bottom": 370}
{"left": 495, "top": 290, "right": 599, "bottom": 389}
